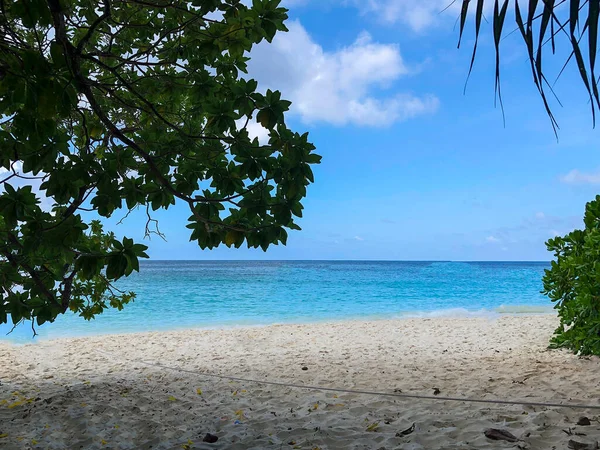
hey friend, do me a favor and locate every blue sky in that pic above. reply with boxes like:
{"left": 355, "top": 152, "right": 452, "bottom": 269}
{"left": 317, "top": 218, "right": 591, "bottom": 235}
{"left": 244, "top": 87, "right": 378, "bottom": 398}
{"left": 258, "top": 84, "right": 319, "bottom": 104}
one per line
{"left": 98, "top": 1, "right": 600, "bottom": 260}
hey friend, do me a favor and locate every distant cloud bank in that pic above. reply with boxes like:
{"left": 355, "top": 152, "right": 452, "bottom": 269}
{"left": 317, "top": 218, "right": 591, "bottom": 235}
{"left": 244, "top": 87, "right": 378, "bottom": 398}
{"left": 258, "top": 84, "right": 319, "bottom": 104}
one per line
{"left": 560, "top": 169, "right": 600, "bottom": 185}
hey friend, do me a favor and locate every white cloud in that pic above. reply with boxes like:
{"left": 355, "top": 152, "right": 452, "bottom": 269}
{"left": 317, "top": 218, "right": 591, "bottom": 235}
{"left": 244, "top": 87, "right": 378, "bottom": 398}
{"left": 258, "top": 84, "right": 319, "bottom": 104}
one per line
{"left": 248, "top": 21, "right": 438, "bottom": 127}
{"left": 352, "top": 0, "right": 463, "bottom": 31}
{"left": 0, "top": 164, "right": 54, "bottom": 211}
{"left": 245, "top": 121, "right": 270, "bottom": 143}
{"left": 354, "top": 235, "right": 365, "bottom": 241}
{"left": 535, "top": 212, "right": 545, "bottom": 219}
{"left": 352, "top": 0, "right": 523, "bottom": 31}
{"left": 236, "top": 119, "right": 270, "bottom": 144}
{"left": 485, "top": 235, "right": 500, "bottom": 243}
{"left": 560, "top": 169, "right": 600, "bottom": 185}
{"left": 265, "top": 0, "right": 517, "bottom": 32}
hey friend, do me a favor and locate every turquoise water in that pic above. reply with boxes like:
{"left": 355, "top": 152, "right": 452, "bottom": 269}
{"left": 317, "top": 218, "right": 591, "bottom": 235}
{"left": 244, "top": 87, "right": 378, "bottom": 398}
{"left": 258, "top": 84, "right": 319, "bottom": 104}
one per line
{"left": 1, "top": 261, "right": 553, "bottom": 342}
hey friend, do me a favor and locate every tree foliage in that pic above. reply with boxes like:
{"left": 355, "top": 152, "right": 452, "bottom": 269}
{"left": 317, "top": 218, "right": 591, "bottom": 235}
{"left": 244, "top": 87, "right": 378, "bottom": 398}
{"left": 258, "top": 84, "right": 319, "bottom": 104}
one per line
{"left": 0, "top": 0, "right": 320, "bottom": 330}
{"left": 543, "top": 196, "right": 600, "bottom": 355}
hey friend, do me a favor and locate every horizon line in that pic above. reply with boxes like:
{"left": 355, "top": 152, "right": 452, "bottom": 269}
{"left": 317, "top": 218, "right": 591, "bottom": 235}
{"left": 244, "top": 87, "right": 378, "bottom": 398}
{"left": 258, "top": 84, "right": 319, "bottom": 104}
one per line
{"left": 140, "top": 259, "right": 552, "bottom": 263}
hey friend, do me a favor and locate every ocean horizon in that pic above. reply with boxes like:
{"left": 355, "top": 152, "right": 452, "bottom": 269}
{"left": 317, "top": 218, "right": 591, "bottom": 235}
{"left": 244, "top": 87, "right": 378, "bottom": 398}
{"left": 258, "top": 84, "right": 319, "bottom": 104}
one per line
{"left": 1, "top": 260, "right": 554, "bottom": 342}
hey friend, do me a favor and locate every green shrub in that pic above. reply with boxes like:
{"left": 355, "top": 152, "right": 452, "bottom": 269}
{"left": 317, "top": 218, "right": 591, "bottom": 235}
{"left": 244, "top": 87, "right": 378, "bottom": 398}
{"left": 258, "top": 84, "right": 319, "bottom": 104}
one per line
{"left": 543, "top": 195, "right": 600, "bottom": 355}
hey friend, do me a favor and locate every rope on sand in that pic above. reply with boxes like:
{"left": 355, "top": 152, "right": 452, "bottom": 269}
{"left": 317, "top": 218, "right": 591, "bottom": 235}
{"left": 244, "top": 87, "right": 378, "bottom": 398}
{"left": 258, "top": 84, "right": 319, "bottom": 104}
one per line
{"left": 95, "top": 349, "right": 600, "bottom": 411}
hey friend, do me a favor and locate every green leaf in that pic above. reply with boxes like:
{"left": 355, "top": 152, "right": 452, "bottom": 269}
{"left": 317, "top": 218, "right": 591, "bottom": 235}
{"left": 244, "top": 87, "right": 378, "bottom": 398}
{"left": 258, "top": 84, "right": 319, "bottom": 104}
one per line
{"left": 256, "top": 109, "right": 277, "bottom": 129}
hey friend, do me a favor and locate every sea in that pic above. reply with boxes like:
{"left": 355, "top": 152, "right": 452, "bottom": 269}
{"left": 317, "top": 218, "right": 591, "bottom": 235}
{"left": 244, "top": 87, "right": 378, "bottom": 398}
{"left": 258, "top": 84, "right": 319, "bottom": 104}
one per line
{"left": 0, "top": 260, "right": 554, "bottom": 342}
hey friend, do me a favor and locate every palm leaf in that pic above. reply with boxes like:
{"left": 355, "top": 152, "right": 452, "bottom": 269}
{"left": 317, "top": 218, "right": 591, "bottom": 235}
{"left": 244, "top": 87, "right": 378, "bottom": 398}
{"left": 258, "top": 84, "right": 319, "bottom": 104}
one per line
{"left": 493, "top": 0, "right": 511, "bottom": 123}
{"left": 588, "top": 0, "right": 600, "bottom": 109}
{"left": 457, "top": 0, "right": 472, "bottom": 48}
{"left": 570, "top": 0, "right": 581, "bottom": 35}
{"left": 464, "top": 0, "right": 486, "bottom": 93}
{"left": 537, "top": 0, "right": 554, "bottom": 80}
{"left": 571, "top": 31, "right": 596, "bottom": 124}
{"left": 456, "top": 0, "right": 600, "bottom": 131}
{"left": 515, "top": 0, "right": 560, "bottom": 133}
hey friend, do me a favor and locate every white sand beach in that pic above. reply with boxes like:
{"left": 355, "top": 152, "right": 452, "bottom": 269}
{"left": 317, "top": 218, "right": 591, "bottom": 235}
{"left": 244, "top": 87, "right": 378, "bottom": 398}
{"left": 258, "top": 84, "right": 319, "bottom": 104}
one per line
{"left": 1, "top": 315, "right": 599, "bottom": 449}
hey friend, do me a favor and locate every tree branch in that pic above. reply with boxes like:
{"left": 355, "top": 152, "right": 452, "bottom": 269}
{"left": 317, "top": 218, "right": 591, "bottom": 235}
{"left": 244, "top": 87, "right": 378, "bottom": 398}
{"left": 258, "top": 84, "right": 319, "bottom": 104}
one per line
{"left": 76, "top": 0, "right": 112, "bottom": 53}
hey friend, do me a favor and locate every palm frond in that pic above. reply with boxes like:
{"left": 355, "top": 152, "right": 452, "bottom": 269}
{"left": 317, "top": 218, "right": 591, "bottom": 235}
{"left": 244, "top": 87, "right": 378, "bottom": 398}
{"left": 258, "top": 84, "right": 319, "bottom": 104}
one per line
{"left": 457, "top": 0, "right": 600, "bottom": 132}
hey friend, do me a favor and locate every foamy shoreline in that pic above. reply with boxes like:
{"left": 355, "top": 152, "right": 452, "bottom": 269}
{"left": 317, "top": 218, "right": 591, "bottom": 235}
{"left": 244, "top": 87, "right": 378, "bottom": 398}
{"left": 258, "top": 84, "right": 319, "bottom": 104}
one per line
{"left": 0, "top": 305, "right": 556, "bottom": 344}
{"left": 1, "top": 315, "right": 599, "bottom": 449}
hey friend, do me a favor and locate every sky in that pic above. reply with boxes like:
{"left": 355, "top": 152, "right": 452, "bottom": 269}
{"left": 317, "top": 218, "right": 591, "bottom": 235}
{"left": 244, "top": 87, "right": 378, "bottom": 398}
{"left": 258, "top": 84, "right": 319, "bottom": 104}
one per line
{"left": 12, "top": 0, "right": 600, "bottom": 261}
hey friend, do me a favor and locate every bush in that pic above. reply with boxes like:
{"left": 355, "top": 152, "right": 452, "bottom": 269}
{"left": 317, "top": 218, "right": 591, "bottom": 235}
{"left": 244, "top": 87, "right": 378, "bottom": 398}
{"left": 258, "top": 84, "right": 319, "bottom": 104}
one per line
{"left": 543, "top": 195, "right": 600, "bottom": 355}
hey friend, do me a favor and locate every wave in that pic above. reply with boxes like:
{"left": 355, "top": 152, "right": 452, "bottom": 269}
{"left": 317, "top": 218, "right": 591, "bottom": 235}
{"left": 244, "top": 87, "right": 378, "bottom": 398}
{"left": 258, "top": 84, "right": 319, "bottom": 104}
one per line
{"left": 397, "top": 308, "right": 499, "bottom": 319}
{"left": 494, "top": 304, "right": 555, "bottom": 314}
{"left": 394, "top": 305, "right": 555, "bottom": 320}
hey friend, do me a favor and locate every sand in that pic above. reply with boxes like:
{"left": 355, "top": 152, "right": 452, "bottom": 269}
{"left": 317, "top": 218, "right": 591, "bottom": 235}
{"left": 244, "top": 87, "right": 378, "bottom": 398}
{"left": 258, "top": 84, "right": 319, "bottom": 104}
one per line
{"left": 1, "top": 314, "right": 599, "bottom": 449}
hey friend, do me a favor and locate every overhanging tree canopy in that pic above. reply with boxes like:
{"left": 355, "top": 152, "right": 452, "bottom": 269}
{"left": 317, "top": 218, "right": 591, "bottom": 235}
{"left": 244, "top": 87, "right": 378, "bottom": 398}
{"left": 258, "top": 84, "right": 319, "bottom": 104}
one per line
{"left": 0, "top": 0, "right": 320, "bottom": 329}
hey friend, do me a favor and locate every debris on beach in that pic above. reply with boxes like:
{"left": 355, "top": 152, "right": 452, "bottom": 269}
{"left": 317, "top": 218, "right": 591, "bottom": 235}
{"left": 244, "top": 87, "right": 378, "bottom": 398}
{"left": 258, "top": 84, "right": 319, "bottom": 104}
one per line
{"left": 432, "top": 388, "right": 441, "bottom": 395}
{"left": 396, "top": 423, "right": 415, "bottom": 437}
{"left": 484, "top": 428, "right": 518, "bottom": 442}
{"left": 564, "top": 428, "right": 587, "bottom": 436}
{"left": 203, "top": 433, "right": 218, "bottom": 443}
{"left": 234, "top": 409, "right": 247, "bottom": 422}
{"left": 366, "top": 421, "right": 380, "bottom": 432}
{"left": 567, "top": 439, "right": 599, "bottom": 450}
{"left": 301, "top": 366, "right": 308, "bottom": 371}
{"left": 577, "top": 417, "right": 592, "bottom": 426}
